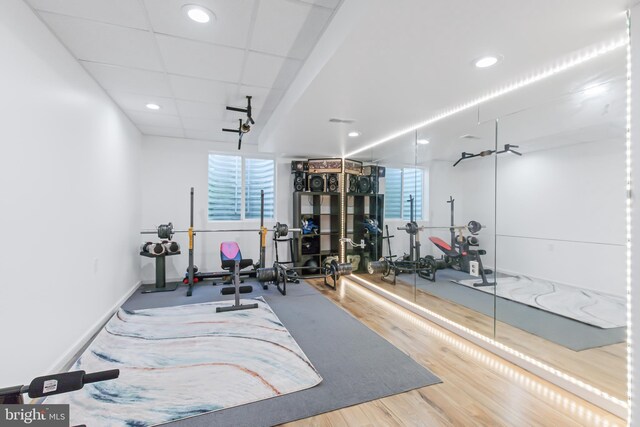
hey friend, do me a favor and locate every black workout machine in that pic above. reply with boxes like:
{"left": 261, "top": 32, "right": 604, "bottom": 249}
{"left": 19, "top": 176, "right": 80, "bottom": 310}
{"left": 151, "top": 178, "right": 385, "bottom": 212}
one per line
{"left": 0, "top": 369, "right": 119, "bottom": 404}
{"left": 368, "top": 196, "right": 494, "bottom": 287}
{"left": 256, "top": 259, "right": 353, "bottom": 293}
{"left": 141, "top": 188, "right": 303, "bottom": 296}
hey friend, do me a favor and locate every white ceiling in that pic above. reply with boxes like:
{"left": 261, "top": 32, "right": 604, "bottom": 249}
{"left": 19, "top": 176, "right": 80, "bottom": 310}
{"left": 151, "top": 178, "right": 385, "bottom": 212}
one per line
{"left": 24, "top": 0, "right": 341, "bottom": 144}
{"left": 24, "top": 0, "right": 629, "bottom": 155}
{"left": 260, "top": 0, "right": 629, "bottom": 157}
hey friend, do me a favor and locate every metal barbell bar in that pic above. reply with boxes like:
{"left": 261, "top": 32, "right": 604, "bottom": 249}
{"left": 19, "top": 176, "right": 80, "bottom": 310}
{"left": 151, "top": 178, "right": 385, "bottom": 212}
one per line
{"left": 397, "top": 220, "right": 483, "bottom": 236}
{"left": 256, "top": 260, "right": 353, "bottom": 283}
{"left": 141, "top": 222, "right": 301, "bottom": 239}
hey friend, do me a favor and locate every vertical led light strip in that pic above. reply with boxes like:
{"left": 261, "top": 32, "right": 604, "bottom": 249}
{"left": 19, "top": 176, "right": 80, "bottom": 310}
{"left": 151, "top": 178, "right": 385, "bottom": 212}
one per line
{"left": 340, "top": 168, "right": 346, "bottom": 263}
{"left": 626, "top": 9, "right": 633, "bottom": 427}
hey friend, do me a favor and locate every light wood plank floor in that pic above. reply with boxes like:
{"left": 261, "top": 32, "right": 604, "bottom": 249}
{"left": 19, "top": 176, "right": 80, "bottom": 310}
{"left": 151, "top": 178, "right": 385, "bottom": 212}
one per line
{"left": 282, "top": 278, "right": 626, "bottom": 427}
{"left": 357, "top": 273, "right": 626, "bottom": 400}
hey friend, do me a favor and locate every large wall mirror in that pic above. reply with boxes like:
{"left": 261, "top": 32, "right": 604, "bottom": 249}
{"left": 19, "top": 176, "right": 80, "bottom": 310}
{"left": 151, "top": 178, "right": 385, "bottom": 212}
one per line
{"left": 349, "top": 37, "right": 627, "bottom": 405}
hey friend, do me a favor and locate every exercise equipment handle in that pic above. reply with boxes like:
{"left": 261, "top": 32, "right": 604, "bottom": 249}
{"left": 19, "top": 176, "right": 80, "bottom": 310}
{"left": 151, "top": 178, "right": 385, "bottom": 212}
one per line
{"left": 83, "top": 369, "right": 120, "bottom": 385}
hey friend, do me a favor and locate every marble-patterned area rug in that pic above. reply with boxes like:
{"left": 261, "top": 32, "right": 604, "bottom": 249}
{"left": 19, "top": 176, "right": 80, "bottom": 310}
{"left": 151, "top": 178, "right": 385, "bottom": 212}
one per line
{"left": 455, "top": 275, "right": 625, "bottom": 328}
{"left": 45, "top": 298, "right": 322, "bottom": 426}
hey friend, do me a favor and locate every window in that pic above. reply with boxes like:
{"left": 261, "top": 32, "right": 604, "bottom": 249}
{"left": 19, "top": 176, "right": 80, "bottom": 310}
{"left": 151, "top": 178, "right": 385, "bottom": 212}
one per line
{"left": 385, "top": 167, "right": 425, "bottom": 220}
{"left": 208, "top": 154, "right": 275, "bottom": 221}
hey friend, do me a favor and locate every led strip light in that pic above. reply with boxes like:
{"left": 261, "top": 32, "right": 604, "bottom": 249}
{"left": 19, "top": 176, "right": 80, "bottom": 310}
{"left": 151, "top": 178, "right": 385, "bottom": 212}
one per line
{"left": 345, "top": 37, "right": 627, "bottom": 158}
{"left": 342, "top": 279, "right": 623, "bottom": 426}
{"left": 349, "top": 274, "right": 627, "bottom": 417}
{"left": 625, "top": 10, "right": 633, "bottom": 427}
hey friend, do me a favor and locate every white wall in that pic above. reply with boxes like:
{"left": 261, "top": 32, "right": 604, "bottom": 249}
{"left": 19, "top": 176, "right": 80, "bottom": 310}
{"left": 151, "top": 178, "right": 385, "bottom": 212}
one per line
{"left": 423, "top": 139, "right": 626, "bottom": 297}
{"left": 495, "top": 140, "right": 626, "bottom": 296}
{"left": 140, "top": 136, "right": 294, "bottom": 282}
{"left": 0, "top": 1, "right": 142, "bottom": 385}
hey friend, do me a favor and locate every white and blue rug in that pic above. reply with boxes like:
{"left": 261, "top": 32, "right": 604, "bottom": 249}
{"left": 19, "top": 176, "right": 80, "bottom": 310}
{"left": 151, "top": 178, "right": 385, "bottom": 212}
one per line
{"left": 46, "top": 298, "right": 322, "bottom": 426}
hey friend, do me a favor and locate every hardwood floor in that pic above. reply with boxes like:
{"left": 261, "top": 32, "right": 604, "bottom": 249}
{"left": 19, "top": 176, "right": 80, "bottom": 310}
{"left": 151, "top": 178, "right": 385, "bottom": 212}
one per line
{"left": 355, "top": 273, "right": 626, "bottom": 401}
{"left": 281, "top": 278, "right": 626, "bottom": 427}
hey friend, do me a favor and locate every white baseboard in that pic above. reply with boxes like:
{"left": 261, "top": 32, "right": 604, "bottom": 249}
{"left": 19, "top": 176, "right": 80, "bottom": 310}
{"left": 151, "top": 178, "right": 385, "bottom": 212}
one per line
{"left": 44, "top": 279, "right": 141, "bottom": 376}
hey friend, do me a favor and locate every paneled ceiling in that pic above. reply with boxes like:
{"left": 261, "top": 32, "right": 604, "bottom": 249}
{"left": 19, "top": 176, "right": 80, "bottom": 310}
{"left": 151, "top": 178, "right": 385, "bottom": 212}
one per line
{"left": 25, "top": 0, "right": 341, "bottom": 144}
{"left": 25, "top": 0, "right": 630, "bottom": 156}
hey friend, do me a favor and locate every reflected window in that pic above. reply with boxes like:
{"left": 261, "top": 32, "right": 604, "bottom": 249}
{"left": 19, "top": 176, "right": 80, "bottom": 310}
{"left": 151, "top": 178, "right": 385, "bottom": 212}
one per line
{"left": 385, "top": 167, "right": 425, "bottom": 220}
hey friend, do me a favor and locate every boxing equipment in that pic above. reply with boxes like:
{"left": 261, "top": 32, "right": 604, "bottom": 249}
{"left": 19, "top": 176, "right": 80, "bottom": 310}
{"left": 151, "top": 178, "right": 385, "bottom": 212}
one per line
{"left": 308, "top": 174, "right": 326, "bottom": 192}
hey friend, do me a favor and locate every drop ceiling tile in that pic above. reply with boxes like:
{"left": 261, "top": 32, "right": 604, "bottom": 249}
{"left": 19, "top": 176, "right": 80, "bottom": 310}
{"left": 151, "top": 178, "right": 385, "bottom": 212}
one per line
{"left": 251, "top": 0, "right": 331, "bottom": 59}
{"left": 176, "top": 99, "right": 227, "bottom": 120}
{"left": 242, "top": 53, "right": 300, "bottom": 88}
{"left": 39, "top": 12, "right": 163, "bottom": 71}
{"left": 110, "top": 92, "right": 179, "bottom": 115}
{"left": 236, "top": 85, "right": 280, "bottom": 110}
{"left": 181, "top": 116, "right": 235, "bottom": 132}
{"left": 157, "top": 34, "right": 244, "bottom": 81}
{"left": 142, "top": 0, "right": 253, "bottom": 49}
{"left": 296, "top": 0, "right": 341, "bottom": 9}
{"left": 27, "top": 0, "right": 149, "bottom": 29}
{"left": 137, "top": 125, "right": 185, "bottom": 138}
{"left": 169, "top": 75, "right": 238, "bottom": 104}
{"left": 127, "top": 110, "right": 182, "bottom": 128}
{"left": 81, "top": 62, "right": 173, "bottom": 97}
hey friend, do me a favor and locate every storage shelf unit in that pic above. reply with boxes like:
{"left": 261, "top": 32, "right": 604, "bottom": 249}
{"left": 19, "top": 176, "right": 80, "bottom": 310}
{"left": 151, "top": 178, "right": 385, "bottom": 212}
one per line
{"left": 346, "top": 193, "right": 384, "bottom": 273}
{"left": 293, "top": 192, "right": 341, "bottom": 275}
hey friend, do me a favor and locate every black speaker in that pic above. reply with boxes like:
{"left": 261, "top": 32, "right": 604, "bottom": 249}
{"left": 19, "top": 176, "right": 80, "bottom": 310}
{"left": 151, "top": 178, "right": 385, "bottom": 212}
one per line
{"left": 347, "top": 174, "right": 358, "bottom": 193}
{"left": 291, "top": 160, "right": 308, "bottom": 173}
{"left": 293, "top": 172, "right": 307, "bottom": 192}
{"left": 308, "top": 174, "right": 325, "bottom": 192}
{"left": 357, "top": 176, "right": 372, "bottom": 193}
{"left": 327, "top": 174, "right": 339, "bottom": 192}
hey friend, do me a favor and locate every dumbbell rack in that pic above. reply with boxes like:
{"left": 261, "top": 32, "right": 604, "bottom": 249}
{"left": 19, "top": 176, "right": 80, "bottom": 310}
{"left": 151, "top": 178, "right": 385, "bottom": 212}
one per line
{"left": 140, "top": 251, "right": 181, "bottom": 293}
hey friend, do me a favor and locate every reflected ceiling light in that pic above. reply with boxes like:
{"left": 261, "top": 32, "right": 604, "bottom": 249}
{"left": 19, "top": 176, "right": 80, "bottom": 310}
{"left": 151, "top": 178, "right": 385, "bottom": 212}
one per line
{"left": 583, "top": 83, "right": 607, "bottom": 96}
{"left": 182, "top": 4, "right": 214, "bottom": 23}
{"left": 474, "top": 55, "right": 500, "bottom": 68}
{"left": 348, "top": 131, "right": 361, "bottom": 137}
{"left": 417, "top": 139, "right": 430, "bottom": 145}
{"left": 345, "top": 37, "right": 626, "bottom": 158}
{"left": 145, "top": 103, "right": 161, "bottom": 110}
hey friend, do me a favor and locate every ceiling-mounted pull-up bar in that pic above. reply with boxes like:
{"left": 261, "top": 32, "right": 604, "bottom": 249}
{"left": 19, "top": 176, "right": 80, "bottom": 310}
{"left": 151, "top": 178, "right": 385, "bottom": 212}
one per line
{"left": 452, "top": 144, "right": 522, "bottom": 167}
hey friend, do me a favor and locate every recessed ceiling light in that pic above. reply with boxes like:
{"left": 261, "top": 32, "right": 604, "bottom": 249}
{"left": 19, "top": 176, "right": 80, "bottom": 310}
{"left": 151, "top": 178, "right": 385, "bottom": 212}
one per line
{"left": 348, "top": 131, "right": 361, "bottom": 137}
{"left": 182, "top": 4, "right": 214, "bottom": 23}
{"left": 417, "top": 139, "right": 430, "bottom": 145}
{"left": 474, "top": 55, "right": 500, "bottom": 68}
{"left": 145, "top": 103, "right": 161, "bottom": 110}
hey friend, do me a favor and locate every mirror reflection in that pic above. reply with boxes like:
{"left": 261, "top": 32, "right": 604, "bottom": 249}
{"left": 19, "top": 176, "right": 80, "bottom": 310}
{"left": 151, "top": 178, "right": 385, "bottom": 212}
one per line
{"left": 352, "top": 46, "right": 626, "bottom": 400}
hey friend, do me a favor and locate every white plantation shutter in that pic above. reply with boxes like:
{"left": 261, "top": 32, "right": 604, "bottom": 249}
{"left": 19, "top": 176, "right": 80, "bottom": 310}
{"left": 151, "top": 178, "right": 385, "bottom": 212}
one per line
{"left": 244, "top": 158, "right": 275, "bottom": 219}
{"left": 385, "top": 168, "right": 402, "bottom": 218}
{"left": 402, "top": 168, "right": 423, "bottom": 220}
{"left": 208, "top": 154, "right": 242, "bottom": 220}
{"left": 208, "top": 154, "right": 275, "bottom": 220}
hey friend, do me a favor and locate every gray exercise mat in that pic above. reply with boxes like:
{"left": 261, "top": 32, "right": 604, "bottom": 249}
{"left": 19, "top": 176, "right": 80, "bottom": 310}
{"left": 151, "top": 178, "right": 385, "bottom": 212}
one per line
{"left": 123, "top": 280, "right": 441, "bottom": 426}
{"left": 410, "top": 270, "right": 625, "bottom": 351}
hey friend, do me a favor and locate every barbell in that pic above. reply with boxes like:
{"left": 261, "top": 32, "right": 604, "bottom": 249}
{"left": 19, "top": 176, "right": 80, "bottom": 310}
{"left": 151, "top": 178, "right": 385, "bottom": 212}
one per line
{"left": 256, "top": 260, "right": 353, "bottom": 283}
{"left": 397, "top": 220, "right": 483, "bottom": 236}
{"left": 141, "top": 222, "right": 300, "bottom": 240}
